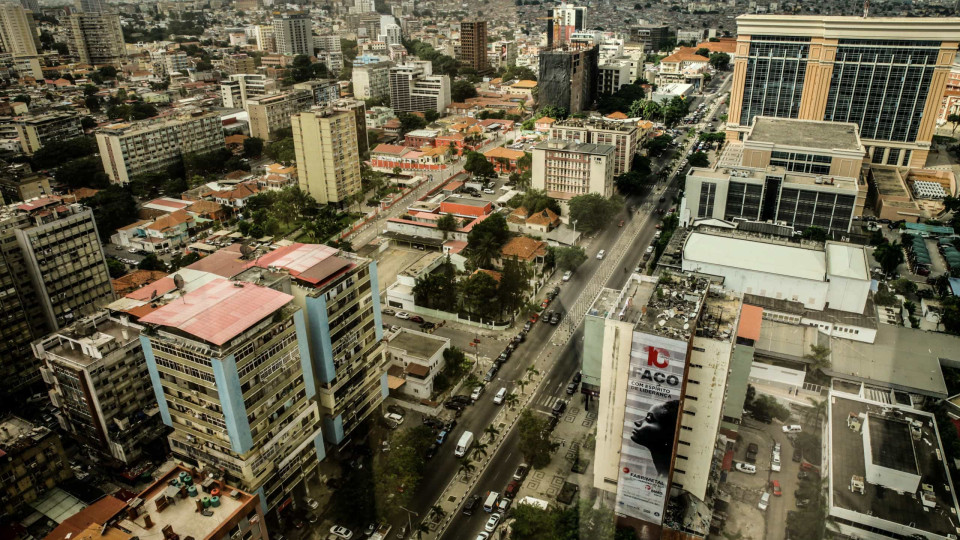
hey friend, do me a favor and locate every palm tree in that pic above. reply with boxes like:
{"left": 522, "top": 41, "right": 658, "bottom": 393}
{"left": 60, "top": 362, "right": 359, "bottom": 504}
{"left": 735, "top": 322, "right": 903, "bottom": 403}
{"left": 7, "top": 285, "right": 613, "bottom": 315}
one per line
{"left": 505, "top": 392, "right": 519, "bottom": 409}
{"left": 525, "top": 366, "right": 540, "bottom": 382}
{"left": 414, "top": 522, "right": 430, "bottom": 540}
{"left": 804, "top": 344, "right": 831, "bottom": 372}
{"left": 459, "top": 460, "right": 476, "bottom": 478}
{"left": 472, "top": 442, "right": 489, "bottom": 460}
{"left": 484, "top": 425, "right": 500, "bottom": 441}
{"left": 430, "top": 504, "right": 446, "bottom": 522}
{"left": 517, "top": 380, "right": 527, "bottom": 395}
{"left": 807, "top": 398, "right": 827, "bottom": 428}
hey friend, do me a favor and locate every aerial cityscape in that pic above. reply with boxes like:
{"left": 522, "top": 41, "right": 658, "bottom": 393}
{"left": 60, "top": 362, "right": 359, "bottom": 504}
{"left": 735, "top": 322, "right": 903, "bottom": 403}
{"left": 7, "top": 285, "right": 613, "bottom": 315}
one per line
{"left": 1, "top": 0, "right": 960, "bottom": 539}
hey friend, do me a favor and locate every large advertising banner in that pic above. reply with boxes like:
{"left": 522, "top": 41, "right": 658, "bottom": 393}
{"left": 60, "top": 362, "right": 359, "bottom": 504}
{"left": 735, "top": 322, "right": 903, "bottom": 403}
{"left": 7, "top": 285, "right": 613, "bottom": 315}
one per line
{"left": 615, "top": 331, "right": 689, "bottom": 525}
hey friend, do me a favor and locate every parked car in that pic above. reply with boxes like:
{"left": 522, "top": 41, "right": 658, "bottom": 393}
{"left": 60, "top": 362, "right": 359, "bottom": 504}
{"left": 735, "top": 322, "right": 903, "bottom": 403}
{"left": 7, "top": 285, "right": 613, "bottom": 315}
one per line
{"left": 436, "top": 430, "right": 449, "bottom": 445}
{"left": 797, "top": 470, "right": 810, "bottom": 480}
{"left": 420, "top": 321, "right": 437, "bottom": 330}
{"left": 409, "top": 315, "right": 425, "bottom": 324}
{"left": 395, "top": 311, "right": 410, "bottom": 320}
{"left": 484, "top": 514, "right": 501, "bottom": 532}
{"left": 758, "top": 492, "right": 770, "bottom": 511}
{"left": 596, "top": 250, "right": 605, "bottom": 260}
{"left": 523, "top": 321, "right": 533, "bottom": 332}
{"left": 513, "top": 464, "right": 529, "bottom": 481}
{"left": 566, "top": 381, "right": 578, "bottom": 394}
{"left": 746, "top": 443, "right": 758, "bottom": 463}
{"left": 381, "top": 308, "right": 396, "bottom": 316}
{"left": 771, "top": 480, "right": 782, "bottom": 496}
{"left": 504, "top": 480, "right": 520, "bottom": 499}
{"left": 329, "top": 526, "right": 353, "bottom": 539}
{"left": 384, "top": 413, "right": 404, "bottom": 425}
{"left": 483, "top": 188, "right": 496, "bottom": 194}
{"left": 736, "top": 462, "right": 757, "bottom": 474}
{"left": 484, "top": 365, "right": 498, "bottom": 382}
{"left": 305, "top": 497, "right": 319, "bottom": 510}
{"left": 424, "top": 444, "right": 437, "bottom": 460}
{"left": 562, "top": 270, "right": 572, "bottom": 281}
{"left": 792, "top": 447, "right": 802, "bottom": 463}
{"left": 782, "top": 424, "right": 802, "bottom": 433}
{"left": 470, "top": 386, "right": 484, "bottom": 402}
{"left": 552, "top": 399, "right": 567, "bottom": 417}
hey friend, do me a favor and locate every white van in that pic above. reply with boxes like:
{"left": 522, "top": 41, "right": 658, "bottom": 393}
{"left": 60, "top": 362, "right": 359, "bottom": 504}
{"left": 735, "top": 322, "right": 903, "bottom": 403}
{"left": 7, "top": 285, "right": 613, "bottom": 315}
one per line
{"left": 455, "top": 431, "right": 474, "bottom": 457}
{"left": 483, "top": 491, "right": 500, "bottom": 513}
{"left": 494, "top": 387, "right": 507, "bottom": 405}
{"left": 782, "top": 424, "right": 802, "bottom": 433}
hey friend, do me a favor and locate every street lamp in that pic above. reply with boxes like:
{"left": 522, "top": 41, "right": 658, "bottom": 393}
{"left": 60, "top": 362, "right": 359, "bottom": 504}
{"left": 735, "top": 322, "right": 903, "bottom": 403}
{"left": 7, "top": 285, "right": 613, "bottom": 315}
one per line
{"left": 399, "top": 506, "right": 418, "bottom": 539}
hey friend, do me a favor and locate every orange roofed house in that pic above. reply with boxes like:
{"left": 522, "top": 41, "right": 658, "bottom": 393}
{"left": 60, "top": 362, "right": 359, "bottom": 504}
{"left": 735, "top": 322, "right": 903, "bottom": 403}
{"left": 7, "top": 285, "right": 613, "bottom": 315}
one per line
{"left": 499, "top": 236, "right": 548, "bottom": 290}
{"left": 484, "top": 146, "right": 527, "bottom": 173}
{"left": 656, "top": 47, "right": 710, "bottom": 89}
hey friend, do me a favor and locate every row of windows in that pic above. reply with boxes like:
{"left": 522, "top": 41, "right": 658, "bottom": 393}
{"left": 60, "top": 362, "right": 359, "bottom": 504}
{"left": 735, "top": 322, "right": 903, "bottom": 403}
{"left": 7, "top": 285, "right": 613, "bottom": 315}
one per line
{"left": 237, "top": 331, "right": 297, "bottom": 379}
{"left": 155, "top": 356, "right": 216, "bottom": 383}
{"left": 152, "top": 341, "right": 213, "bottom": 367}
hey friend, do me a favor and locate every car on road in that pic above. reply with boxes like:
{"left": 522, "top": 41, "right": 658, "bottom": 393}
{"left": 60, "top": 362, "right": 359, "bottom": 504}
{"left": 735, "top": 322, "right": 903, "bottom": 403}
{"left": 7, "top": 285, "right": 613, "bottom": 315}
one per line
{"left": 552, "top": 399, "right": 567, "bottom": 417}
{"left": 573, "top": 371, "right": 581, "bottom": 384}
{"left": 514, "top": 464, "right": 529, "bottom": 481}
{"left": 470, "top": 386, "right": 484, "bottom": 401}
{"left": 529, "top": 313, "right": 539, "bottom": 323}
{"left": 645, "top": 245, "right": 654, "bottom": 254}
{"left": 797, "top": 470, "right": 810, "bottom": 480}
{"left": 540, "top": 298, "right": 551, "bottom": 309}
{"left": 436, "top": 430, "right": 448, "bottom": 445}
{"left": 758, "top": 492, "right": 770, "bottom": 511}
{"left": 463, "top": 494, "right": 481, "bottom": 515}
{"left": 484, "top": 514, "right": 501, "bottom": 532}
{"left": 618, "top": 220, "right": 624, "bottom": 227}
{"left": 523, "top": 321, "right": 533, "bottom": 332}
{"left": 736, "top": 462, "right": 757, "bottom": 474}
{"left": 596, "top": 250, "right": 605, "bottom": 259}
{"left": 550, "top": 311, "right": 561, "bottom": 325}
{"left": 504, "top": 480, "right": 520, "bottom": 499}
{"left": 547, "top": 287, "right": 559, "bottom": 301}
{"left": 494, "top": 387, "right": 507, "bottom": 405}
{"left": 772, "top": 453, "right": 781, "bottom": 472}
{"left": 512, "top": 333, "right": 525, "bottom": 344}
{"left": 381, "top": 308, "right": 396, "bottom": 316}
{"left": 483, "top": 188, "right": 496, "bottom": 194}
{"left": 496, "top": 497, "right": 512, "bottom": 513}
{"left": 771, "top": 480, "right": 782, "bottom": 496}
{"left": 420, "top": 321, "right": 436, "bottom": 331}
{"left": 566, "top": 381, "right": 578, "bottom": 394}
{"left": 409, "top": 315, "right": 425, "bottom": 324}
{"left": 424, "top": 444, "right": 437, "bottom": 460}
{"left": 782, "top": 424, "right": 802, "bottom": 433}
{"left": 305, "top": 497, "right": 319, "bottom": 510}
{"left": 496, "top": 352, "right": 509, "bottom": 365}
{"left": 329, "top": 526, "right": 353, "bottom": 539}
{"left": 395, "top": 311, "right": 410, "bottom": 320}
{"left": 387, "top": 405, "right": 404, "bottom": 417}
{"left": 364, "top": 523, "right": 377, "bottom": 536}
{"left": 484, "top": 366, "right": 498, "bottom": 382}
{"left": 562, "top": 270, "right": 572, "bottom": 281}
{"left": 474, "top": 533, "right": 489, "bottom": 540}
{"left": 444, "top": 400, "right": 466, "bottom": 411}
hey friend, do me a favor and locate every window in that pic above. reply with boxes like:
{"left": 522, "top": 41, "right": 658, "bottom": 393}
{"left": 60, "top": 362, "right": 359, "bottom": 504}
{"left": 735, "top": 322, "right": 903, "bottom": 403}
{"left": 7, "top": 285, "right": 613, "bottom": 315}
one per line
{"left": 739, "top": 36, "right": 811, "bottom": 125}
{"left": 698, "top": 182, "right": 717, "bottom": 216}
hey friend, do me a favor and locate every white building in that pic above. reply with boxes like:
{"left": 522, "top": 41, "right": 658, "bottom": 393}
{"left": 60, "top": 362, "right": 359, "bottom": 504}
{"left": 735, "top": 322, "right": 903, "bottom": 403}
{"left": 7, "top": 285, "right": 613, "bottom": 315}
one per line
{"left": 352, "top": 60, "right": 392, "bottom": 100}
{"left": 388, "top": 61, "right": 451, "bottom": 113}
{"left": 273, "top": 13, "right": 312, "bottom": 56}
{"left": 681, "top": 231, "right": 870, "bottom": 314}
{"left": 386, "top": 328, "right": 449, "bottom": 399}
{"left": 531, "top": 139, "right": 615, "bottom": 200}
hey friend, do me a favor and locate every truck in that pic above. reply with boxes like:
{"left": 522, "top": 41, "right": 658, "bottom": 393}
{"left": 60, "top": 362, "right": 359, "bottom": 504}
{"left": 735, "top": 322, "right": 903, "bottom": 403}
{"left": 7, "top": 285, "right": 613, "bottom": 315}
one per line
{"left": 455, "top": 431, "right": 474, "bottom": 457}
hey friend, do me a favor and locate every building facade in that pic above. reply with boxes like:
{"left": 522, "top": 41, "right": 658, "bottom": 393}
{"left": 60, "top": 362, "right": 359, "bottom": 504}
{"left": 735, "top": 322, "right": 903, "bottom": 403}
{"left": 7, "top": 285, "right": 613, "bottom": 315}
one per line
{"left": 139, "top": 278, "right": 325, "bottom": 513}
{"left": 727, "top": 15, "right": 960, "bottom": 168}
{"left": 220, "top": 74, "right": 277, "bottom": 109}
{"left": 273, "top": 13, "right": 312, "bottom": 56}
{"left": 531, "top": 139, "right": 615, "bottom": 200}
{"left": 388, "top": 61, "right": 451, "bottom": 113}
{"left": 64, "top": 13, "right": 125, "bottom": 66}
{"left": 537, "top": 46, "right": 599, "bottom": 115}
{"left": 223, "top": 53, "right": 257, "bottom": 75}
{"left": 548, "top": 2, "right": 586, "bottom": 47}
{"left": 33, "top": 312, "right": 166, "bottom": 465}
{"left": 0, "top": 111, "right": 82, "bottom": 155}
{"left": 293, "top": 108, "right": 362, "bottom": 205}
{"left": 96, "top": 113, "right": 226, "bottom": 184}
{"left": 549, "top": 116, "right": 639, "bottom": 175}
{"left": 352, "top": 60, "right": 392, "bottom": 100}
{"left": 245, "top": 90, "right": 314, "bottom": 141}
{"left": 0, "top": 416, "right": 72, "bottom": 516}
{"left": 459, "top": 20, "right": 489, "bottom": 73}
{"left": 0, "top": 3, "right": 39, "bottom": 58}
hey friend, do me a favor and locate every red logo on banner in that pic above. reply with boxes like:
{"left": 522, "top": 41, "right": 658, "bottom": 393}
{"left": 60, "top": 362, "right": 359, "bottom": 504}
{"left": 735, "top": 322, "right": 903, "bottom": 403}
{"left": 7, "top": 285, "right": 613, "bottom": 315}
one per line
{"left": 623, "top": 467, "right": 630, "bottom": 474}
{"left": 647, "top": 346, "right": 668, "bottom": 368}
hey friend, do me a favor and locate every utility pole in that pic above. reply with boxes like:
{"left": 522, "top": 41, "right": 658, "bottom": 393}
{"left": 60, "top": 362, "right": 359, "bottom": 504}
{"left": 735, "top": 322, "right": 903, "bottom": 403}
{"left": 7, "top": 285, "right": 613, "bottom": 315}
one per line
{"left": 399, "top": 506, "right": 418, "bottom": 538}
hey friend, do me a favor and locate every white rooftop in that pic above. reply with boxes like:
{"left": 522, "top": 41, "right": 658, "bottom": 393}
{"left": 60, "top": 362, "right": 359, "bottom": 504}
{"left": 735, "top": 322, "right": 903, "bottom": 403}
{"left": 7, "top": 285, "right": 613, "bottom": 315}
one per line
{"left": 683, "top": 232, "right": 826, "bottom": 282}
{"left": 825, "top": 242, "right": 869, "bottom": 280}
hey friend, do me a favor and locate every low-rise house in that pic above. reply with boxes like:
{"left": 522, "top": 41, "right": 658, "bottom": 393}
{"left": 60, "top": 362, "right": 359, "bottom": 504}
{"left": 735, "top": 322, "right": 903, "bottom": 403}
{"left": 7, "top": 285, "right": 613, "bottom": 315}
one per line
{"left": 386, "top": 328, "right": 450, "bottom": 399}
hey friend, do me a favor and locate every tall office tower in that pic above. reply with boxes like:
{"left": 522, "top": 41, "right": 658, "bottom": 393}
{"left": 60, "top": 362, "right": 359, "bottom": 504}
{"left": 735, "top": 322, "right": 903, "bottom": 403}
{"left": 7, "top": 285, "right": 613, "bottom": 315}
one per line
{"left": 388, "top": 61, "right": 452, "bottom": 113}
{"left": 273, "top": 13, "right": 313, "bottom": 56}
{"left": 245, "top": 90, "right": 314, "bottom": 140}
{"left": 293, "top": 108, "right": 362, "bottom": 205}
{"left": 352, "top": 60, "right": 392, "bottom": 100}
{"left": 241, "top": 243, "right": 388, "bottom": 446}
{"left": 255, "top": 25, "right": 275, "bottom": 52}
{"left": 460, "top": 20, "right": 489, "bottom": 73}
{"left": 354, "top": 0, "right": 374, "bottom": 13}
{"left": 18, "top": 0, "right": 38, "bottom": 14}
{"left": 64, "top": 13, "right": 126, "bottom": 66}
{"left": 96, "top": 113, "right": 225, "bottom": 184}
{"left": 33, "top": 312, "right": 167, "bottom": 466}
{"left": 139, "top": 278, "right": 325, "bottom": 513}
{"left": 547, "top": 2, "right": 586, "bottom": 48}
{"left": 75, "top": 0, "right": 106, "bottom": 12}
{"left": 332, "top": 98, "right": 369, "bottom": 157}
{"left": 727, "top": 15, "right": 960, "bottom": 168}
{"left": 0, "top": 197, "right": 115, "bottom": 405}
{"left": 315, "top": 34, "right": 341, "bottom": 53}
{"left": 379, "top": 22, "right": 401, "bottom": 46}
{"left": 0, "top": 3, "right": 40, "bottom": 57}
{"left": 537, "top": 45, "right": 599, "bottom": 114}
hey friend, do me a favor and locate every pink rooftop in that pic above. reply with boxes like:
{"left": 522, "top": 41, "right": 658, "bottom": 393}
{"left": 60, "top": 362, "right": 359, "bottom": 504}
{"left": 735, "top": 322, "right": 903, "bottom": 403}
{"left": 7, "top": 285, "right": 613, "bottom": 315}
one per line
{"left": 249, "top": 243, "right": 355, "bottom": 286}
{"left": 140, "top": 278, "right": 293, "bottom": 346}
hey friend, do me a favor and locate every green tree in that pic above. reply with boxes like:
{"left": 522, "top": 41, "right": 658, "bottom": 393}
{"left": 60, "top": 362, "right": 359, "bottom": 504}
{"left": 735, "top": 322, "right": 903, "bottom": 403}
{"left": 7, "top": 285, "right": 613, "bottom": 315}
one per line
{"left": 462, "top": 151, "right": 496, "bottom": 178}
{"left": 517, "top": 409, "right": 558, "bottom": 468}
{"left": 708, "top": 52, "right": 731, "bottom": 70}
{"left": 80, "top": 116, "right": 97, "bottom": 130}
{"left": 748, "top": 395, "right": 791, "bottom": 423}
{"left": 615, "top": 170, "right": 648, "bottom": 196}
{"left": 373, "top": 425, "right": 435, "bottom": 520}
{"left": 55, "top": 156, "right": 110, "bottom": 189}
{"left": 516, "top": 188, "right": 560, "bottom": 215}
{"left": 13, "top": 94, "right": 30, "bottom": 106}
{"left": 688, "top": 151, "right": 710, "bottom": 167}
{"left": 568, "top": 194, "right": 624, "bottom": 234}
{"left": 804, "top": 344, "right": 831, "bottom": 371}
{"left": 551, "top": 246, "right": 587, "bottom": 272}
{"left": 106, "top": 258, "right": 128, "bottom": 278}
{"left": 243, "top": 137, "right": 264, "bottom": 158}
{"left": 436, "top": 213, "right": 459, "bottom": 239}
{"left": 695, "top": 47, "right": 710, "bottom": 57}
{"left": 801, "top": 226, "right": 828, "bottom": 242}
{"left": 510, "top": 500, "right": 559, "bottom": 539}
{"left": 265, "top": 137, "right": 296, "bottom": 163}
{"left": 645, "top": 134, "right": 673, "bottom": 155}
{"left": 466, "top": 212, "right": 509, "bottom": 268}
{"left": 459, "top": 271, "right": 499, "bottom": 319}
{"left": 397, "top": 112, "right": 427, "bottom": 135}
{"left": 497, "top": 259, "right": 531, "bottom": 316}
{"left": 32, "top": 136, "right": 98, "bottom": 169}
{"left": 873, "top": 241, "right": 905, "bottom": 275}
{"left": 424, "top": 109, "right": 440, "bottom": 123}
{"left": 137, "top": 253, "right": 165, "bottom": 271}
{"left": 85, "top": 95, "right": 100, "bottom": 112}
{"left": 950, "top": 113, "right": 960, "bottom": 136}
{"left": 451, "top": 79, "right": 479, "bottom": 102}
{"left": 413, "top": 258, "right": 458, "bottom": 312}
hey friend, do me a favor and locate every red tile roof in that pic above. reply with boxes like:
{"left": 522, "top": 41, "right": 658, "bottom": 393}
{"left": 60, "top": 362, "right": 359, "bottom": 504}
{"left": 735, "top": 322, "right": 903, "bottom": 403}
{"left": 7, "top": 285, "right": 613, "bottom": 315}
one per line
{"left": 44, "top": 496, "right": 126, "bottom": 540}
{"left": 501, "top": 236, "right": 547, "bottom": 261}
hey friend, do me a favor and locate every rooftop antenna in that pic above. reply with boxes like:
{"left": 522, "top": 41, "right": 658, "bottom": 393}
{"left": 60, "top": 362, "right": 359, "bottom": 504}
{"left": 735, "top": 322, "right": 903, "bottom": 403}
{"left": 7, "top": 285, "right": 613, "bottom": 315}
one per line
{"left": 863, "top": 0, "right": 869, "bottom": 17}
{"left": 173, "top": 273, "right": 185, "bottom": 303}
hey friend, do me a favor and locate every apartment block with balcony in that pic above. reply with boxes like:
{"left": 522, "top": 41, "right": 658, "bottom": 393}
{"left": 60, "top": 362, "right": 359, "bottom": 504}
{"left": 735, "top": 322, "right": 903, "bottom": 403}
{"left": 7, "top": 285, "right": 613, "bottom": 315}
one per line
{"left": 238, "top": 243, "right": 388, "bottom": 447}
{"left": 0, "top": 415, "right": 72, "bottom": 517}
{"left": 139, "top": 278, "right": 325, "bottom": 513}
{"left": 388, "top": 61, "right": 451, "bottom": 113}
{"left": 96, "top": 112, "right": 226, "bottom": 185}
{"left": 352, "top": 60, "right": 392, "bottom": 100}
{"left": 549, "top": 116, "right": 639, "bottom": 175}
{"left": 33, "top": 311, "right": 166, "bottom": 466}
{"left": 64, "top": 12, "right": 125, "bottom": 66}
{"left": 0, "top": 111, "right": 82, "bottom": 155}
{"left": 531, "top": 139, "right": 615, "bottom": 200}
{"left": 220, "top": 74, "right": 278, "bottom": 109}
{"left": 292, "top": 107, "right": 362, "bottom": 205}
{"left": 245, "top": 90, "right": 314, "bottom": 141}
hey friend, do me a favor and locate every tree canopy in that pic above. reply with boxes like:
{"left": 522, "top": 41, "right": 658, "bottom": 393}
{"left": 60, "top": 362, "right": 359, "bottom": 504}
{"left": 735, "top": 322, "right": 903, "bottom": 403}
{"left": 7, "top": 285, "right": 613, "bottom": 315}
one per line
{"left": 463, "top": 151, "right": 496, "bottom": 178}
{"left": 517, "top": 409, "right": 559, "bottom": 468}
{"left": 873, "top": 242, "right": 905, "bottom": 275}
{"left": 466, "top": 212, "right": 510, "bottom": 268}
{"left": 568, "top": 194, "right": 624, "bottom": 234}
{"left": 451, "top": 79, "right": 479, "bottom": 103}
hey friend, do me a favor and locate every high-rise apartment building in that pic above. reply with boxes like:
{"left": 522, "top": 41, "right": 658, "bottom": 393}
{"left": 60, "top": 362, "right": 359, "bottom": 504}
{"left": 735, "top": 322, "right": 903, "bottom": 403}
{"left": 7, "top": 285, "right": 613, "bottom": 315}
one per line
{"left": 0, "top": 415, "right": 72, "bottom": 516}
{"left": 0, "top": 3, "right": 39, "bottom": 58}
{"left": 76, "top": 0, "right": 106, "bottom": 13}
{"left": 332, "top": 98, "right": 369, "bottom": 157}
{"left": 273, "top": 13, "right": 313, "bottom": 57}
{"left": 245, "top": 90, "right": 314, "bottom": 140}
{"left": 460, "top": 20, "right": 489, "bottom": 73}
{"left": 388, "top": 61, "right": 451, "bottom": 113}
{"left": 531, "top": 139, "right": 615, "bottom": 199}
{"left": 352, "top": 60, "right": 392, "bottom": 100}
{"left": 241, "top": 243, "right": 388, "bottom": 446}
{"left": 162, "top": 51, "right": 190, "bottom": 75}
{"left": 139, "top": 278, "right": 325, "bottom": 512}
{"left": 538, "top": 45, "right": 599, "bottom": 115}
{"left": 0, "top": 111, "right": 82, "bottom": 155}
{"left": 96, "top": 112, "right": 226, "bottom": 184}
{"left": 727, "top": 15, "right": 960, "bottom": 168}
{"left": 33, "top": 311, "right": 167, "bottom": 466}
{"left": 293, "top": 79, "right": 341, "bottom": 107}
{"left": 549, "top": 117, "right": 639, "bottom": 175}
{"left": 223, "top": 53, "right": 257, "bottom": 75}
{"left": 293, "top": 108, "right": 362, "bottom": 205}
{"left": 0, "top": 196, "right": 114, "bottom": 407}
{"left": 19, "top": 0, "right": 38, "bottom": 13}
{"left": 64, "top": 13, "right": 125, "bottom": 66}
{"left": 220, "top": 74, "right": 278, "bottom": 109}
{"left": 547, "top": 2, "right": 586, "bottom": 47}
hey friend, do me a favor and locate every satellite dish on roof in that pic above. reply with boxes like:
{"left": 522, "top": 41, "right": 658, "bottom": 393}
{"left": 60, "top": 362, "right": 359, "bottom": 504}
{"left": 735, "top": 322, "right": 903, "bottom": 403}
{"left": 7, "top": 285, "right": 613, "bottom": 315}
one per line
{"left": 240, "top": 244, "right": 254, "bottom": 259}
{"left": 173, "top": 274, "right": 185, "bottom": 291}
